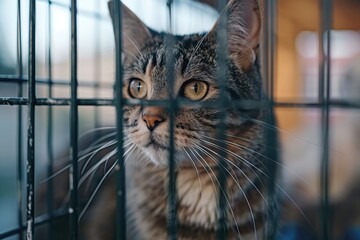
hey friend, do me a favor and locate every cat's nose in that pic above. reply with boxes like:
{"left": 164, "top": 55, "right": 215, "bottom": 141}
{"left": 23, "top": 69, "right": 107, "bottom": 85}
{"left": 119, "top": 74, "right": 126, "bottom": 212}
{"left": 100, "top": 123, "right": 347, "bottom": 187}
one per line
{"left": 142, "top": 107, "right": 166, "bottom": 131}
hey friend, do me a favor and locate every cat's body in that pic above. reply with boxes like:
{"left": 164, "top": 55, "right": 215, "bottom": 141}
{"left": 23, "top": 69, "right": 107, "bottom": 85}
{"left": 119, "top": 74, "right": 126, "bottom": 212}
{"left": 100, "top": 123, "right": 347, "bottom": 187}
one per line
{"left": 79, "top": 0, "right": 272, "bottom": 239}
{"left": 38, "top": 1, "right": 274, "bottom": 239}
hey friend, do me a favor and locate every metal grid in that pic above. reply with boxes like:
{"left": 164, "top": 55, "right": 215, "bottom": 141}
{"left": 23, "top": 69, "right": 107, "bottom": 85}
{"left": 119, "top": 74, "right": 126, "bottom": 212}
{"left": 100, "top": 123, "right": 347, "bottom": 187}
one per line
{"left": 0, "top": 0, "right": 351, "bottom": 239}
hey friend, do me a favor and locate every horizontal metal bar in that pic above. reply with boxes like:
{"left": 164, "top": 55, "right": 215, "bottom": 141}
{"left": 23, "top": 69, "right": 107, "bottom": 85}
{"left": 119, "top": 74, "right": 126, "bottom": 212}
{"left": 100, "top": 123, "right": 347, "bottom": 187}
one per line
{"left": 37, "top": 0, "right": 110, "bottom": 21}
{"left": 0, "top": 75, "right": 113, "bottom": 88}
{"left": 1, "top": 98, "right": 268, "bottom": 109}
{"left": 1, "top": 98, "right": 360, "bottom": 109}
{"left": 0, "top": 97, "right": 114, "bottom": 106}
{"left": 275, "top": 100, "right": 360, "bottom": 109}
{"left": 0, "top": 208, "right": 69, "bottom": 239}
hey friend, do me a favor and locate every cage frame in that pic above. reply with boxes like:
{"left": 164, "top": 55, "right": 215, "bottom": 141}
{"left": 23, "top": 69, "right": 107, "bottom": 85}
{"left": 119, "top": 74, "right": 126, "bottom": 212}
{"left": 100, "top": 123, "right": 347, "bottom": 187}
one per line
{"left": 0, "top": 0, "right": 349, "bottom": 239}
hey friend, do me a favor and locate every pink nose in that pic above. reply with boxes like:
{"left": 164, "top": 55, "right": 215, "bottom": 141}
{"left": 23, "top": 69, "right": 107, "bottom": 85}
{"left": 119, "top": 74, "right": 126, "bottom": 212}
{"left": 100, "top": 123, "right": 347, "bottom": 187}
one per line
{"left": 143, "top": 115, "right": 165, "bottom": 131}
{"left": 142, "top": 107, "right": 166, "bottom": 131}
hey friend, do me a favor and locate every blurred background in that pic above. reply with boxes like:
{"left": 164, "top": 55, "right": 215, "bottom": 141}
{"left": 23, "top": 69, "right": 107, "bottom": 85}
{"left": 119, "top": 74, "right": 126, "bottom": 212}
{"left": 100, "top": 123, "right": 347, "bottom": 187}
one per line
{"left": 0, "top": 0, "right": 359, "bottom": 239}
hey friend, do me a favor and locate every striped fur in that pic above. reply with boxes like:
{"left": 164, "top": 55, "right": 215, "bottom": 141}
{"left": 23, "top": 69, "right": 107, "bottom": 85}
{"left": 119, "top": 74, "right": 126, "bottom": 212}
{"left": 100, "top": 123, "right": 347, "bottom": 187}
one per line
{"left": 82, "top": 1, "right": 271, "bottom": 239}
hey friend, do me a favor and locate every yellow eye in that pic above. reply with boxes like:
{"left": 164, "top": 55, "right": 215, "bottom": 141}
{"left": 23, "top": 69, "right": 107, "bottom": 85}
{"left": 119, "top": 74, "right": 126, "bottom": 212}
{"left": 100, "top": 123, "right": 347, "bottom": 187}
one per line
{"left": 129, "top": 79, "right": 147, "bottom": 99}
{"left": 183, "top": 81, "right": 208, "bottom": 101}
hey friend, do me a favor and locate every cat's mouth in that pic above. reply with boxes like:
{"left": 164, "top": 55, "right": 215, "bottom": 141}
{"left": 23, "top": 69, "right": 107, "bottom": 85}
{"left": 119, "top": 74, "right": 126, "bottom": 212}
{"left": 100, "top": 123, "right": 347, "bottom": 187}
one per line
{"left": 144, "top": 138, "right": 167, "bottom": 150}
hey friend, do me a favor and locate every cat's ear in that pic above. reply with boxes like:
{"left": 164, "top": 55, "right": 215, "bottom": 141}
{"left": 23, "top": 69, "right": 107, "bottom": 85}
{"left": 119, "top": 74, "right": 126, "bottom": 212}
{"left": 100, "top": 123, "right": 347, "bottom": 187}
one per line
{"left": 108, "top": 1, "right": 151, "bottom": 61}
{"left": 211, "top": 0, "right": 262, "bottom": 71}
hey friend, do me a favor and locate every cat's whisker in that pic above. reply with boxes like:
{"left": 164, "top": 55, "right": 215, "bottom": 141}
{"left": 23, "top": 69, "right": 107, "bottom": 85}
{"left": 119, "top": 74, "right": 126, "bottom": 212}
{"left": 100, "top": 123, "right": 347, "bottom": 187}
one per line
{"left": 59, "top": 190, "right": 71, "bottom": 211}
{"left": 78, "top": 143, "right": 134, "bottom": 189}
{"left": 196, "top": 141, "right": 268, "bottom": 213}
{"left": 192, "top": 142, "right": 260, "bottom": 239}
{"left": 103, "top": 139, "right": 134, "bottom": 172}
{"left": 81, "top": 140, "right": 119, "bottom": 175}
{"left": 224, "top": 133, "right": 280, "bottom": 151}
{"left": 81, "top": 131, "right": 118, "bottom": 153}
{"left": 39, "top": 137, "right": 121, "bottom": 184}
{"left": 198, "top": 138, "right": 312, "bottom": 229}
{"left": 78, "top": 148, "right": 118, "bottom": 188}
{"left": 79, "top": 144, "right": 137, "bottom": 221}
{"left": 201, "top": 135, "right": 273, "bottom": 183}
{"left": 80, "top": 139, "right": 132, "bottom": 175}
{"left": 78, "top": 161, "right": 117, "bottom": 221}
{"left": 182, "top": 147, "right": 203, "bottom": 198}
{"left": 78, "top": 127, "right": 116, "bottom": 142}
{"left": 188, "top": 146, "right": 242, "bottom": 239}
{"left": 198, "top": 139, "right": 282, "bottom": 227}
{"left": 206, "top": 135, "right": 312, "bottom": 189}
{"left": 124, "top": 144, "right": 138, "bottom": 166}
{"left": 199, "top": 138, "right": 267, "bottom": 185}
{"left": 248, "top": 118, "right": 325, "bottom": 149}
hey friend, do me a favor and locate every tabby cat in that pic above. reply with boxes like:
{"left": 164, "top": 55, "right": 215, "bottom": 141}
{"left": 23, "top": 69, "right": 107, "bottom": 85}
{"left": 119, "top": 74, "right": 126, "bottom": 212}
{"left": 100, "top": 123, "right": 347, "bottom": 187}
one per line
{"left": 81, "top": 0, "right": 273, "bottom": 239}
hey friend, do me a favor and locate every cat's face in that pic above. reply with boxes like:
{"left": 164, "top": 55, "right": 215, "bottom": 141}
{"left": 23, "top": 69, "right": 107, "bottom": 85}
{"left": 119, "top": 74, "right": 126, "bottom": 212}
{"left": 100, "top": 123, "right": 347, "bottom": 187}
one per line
{"left": 109, "top": 0, "right": 263, "bottom": 166}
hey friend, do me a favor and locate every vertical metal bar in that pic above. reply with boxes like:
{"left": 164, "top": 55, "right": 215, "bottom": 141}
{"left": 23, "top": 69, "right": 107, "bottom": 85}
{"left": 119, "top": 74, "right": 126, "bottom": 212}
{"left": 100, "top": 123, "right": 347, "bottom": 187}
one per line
{"left": 113, "top": 1, "right": 126, "bottom": 240}
{"left": 268, "top": 0, "right": 277, "bottom": 101}
{"left": 264, "top": 0, "right": 279, "bottom": 239}
{"left": 70, "top": 0, "right": 79, "bottom": 239}
{"left": 262, "top": 0, "right": 269, "bottom": 99}
{"left": 264, "top": 0, "right": 276, "bottom": 99}
{"left": 319, "top": 0, "right": 332, "bottom": 239}
{"left": 16, "top": 0, "right": 24, "bottom": 239}
{"left": 46, "top": 1, "right": 54, "bottom": 239}
{"left": 26, "top": 0, "right": 36, "bottom": 239}
{"left": 215, "top": 0, "right": 228, "bottom": 239}
{"left": 94, "top": 0, "right": 101, "bottom": 129}
{"left": 165, "top": 1, "right": 177, "bottom": 239}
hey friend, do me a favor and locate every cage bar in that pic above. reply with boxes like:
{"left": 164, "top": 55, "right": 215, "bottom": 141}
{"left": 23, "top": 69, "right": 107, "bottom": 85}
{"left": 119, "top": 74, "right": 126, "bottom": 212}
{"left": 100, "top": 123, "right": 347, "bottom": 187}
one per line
{"left": 16, "top": 0, "right": 24, "bottom": 239}
{"left": 266, "top": 0, "right": 277, "bottom": 100}
{"left": 0, "top": 75, "right": 113, "bottom": 88}
{"left": 112, "top": 1, "right": 127, "bottom": 239}
{"left": 69, "top": 0, "right": 79, "bottom": 239}
{"left": 319, "top": 0, "right": 332, "bottom": 239}
{"left": 26, "top": 0, "right": 36, "bottom": 239}
{"left": 0, "top": 0, "right": 347, "bottom": 239}
{"left": 94, "top": 0, "right": 101, "bottom": 129}
{"left": 165, "top": 1, "right": 178, "bottom": 239}
{"left": 46, "top": 1, "right": 55, "bottom": 239}
{"left": 263, "top": 0, "right": 279, "bottom": 239}
{"left": 215, "top": 0, "right": 229, "bottom": 239}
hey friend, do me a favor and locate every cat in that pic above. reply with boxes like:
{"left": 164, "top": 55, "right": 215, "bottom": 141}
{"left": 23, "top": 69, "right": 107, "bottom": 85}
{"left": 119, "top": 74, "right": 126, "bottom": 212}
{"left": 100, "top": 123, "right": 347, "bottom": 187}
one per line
{"left": 79, "top": 0, "right": 274, "bottom": 239}
{"left": 37, "top": 0, "right": 275, "bottom": 239}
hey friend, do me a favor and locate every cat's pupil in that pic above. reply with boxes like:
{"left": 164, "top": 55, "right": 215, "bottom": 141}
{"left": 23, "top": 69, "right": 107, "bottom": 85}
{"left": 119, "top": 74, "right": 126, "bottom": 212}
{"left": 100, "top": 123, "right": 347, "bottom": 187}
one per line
{"left": 193, "top": 82, "right": 198, "bottom": 93}
{"left": 137, "top": 82, "right": 141, "bottom": 92}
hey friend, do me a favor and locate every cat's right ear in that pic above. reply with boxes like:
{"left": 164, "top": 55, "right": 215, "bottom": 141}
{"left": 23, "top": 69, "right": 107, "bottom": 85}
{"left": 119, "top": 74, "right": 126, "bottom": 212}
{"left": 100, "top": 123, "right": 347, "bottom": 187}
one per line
{"left": 108, "top": 1, "right": 151, "bottom": 61}
{"left": 210, "top": 0, "right": 262, "bottom": 72}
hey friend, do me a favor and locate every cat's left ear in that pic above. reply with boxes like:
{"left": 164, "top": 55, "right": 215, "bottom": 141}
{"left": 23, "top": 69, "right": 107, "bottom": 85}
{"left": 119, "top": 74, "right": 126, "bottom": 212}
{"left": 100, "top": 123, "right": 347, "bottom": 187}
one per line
{"left": 108, "top": 1, "right": 151, "bottom": 62}
{"left": 211, "top": 0, "right": 262, "bottom": 71}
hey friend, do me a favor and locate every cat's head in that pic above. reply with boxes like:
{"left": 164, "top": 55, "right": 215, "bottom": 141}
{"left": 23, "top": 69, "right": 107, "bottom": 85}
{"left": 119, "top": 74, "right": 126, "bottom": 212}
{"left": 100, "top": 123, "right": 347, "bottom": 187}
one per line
{"left": 108, "top": 0, "right": 264, "bottom": 166}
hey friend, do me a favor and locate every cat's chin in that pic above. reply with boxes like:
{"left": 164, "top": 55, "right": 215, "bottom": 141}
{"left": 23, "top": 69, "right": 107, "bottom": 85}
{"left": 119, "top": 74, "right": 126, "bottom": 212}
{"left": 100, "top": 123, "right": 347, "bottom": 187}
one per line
{"left": 142, "top": 146, "right": 169, "bottom": 166}
{"left": 139, "top": 144, "right": 193, "bottom": 167}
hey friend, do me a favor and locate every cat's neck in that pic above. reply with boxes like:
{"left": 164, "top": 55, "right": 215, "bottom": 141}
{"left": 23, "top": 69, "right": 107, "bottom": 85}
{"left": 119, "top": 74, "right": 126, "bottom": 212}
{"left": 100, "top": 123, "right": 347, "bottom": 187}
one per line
{"left": 127, "top": 154, "right": 266, "bottom": 239}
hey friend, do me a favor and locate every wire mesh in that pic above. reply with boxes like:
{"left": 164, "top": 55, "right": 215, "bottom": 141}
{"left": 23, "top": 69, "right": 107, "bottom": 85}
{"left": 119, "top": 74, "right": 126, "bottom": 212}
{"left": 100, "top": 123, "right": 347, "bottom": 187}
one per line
{"left": 0, "top": 0, "right": 349, "bottom": 239}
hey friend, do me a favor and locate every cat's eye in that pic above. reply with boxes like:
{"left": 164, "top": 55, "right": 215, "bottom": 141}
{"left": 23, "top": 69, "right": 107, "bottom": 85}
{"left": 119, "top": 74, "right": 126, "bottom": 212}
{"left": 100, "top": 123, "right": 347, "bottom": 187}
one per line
{"left": 129, "top": 79, "right": 147, "bottom": 99}
{"left": 183, "top": 80, "right": 208, "bottom": 101}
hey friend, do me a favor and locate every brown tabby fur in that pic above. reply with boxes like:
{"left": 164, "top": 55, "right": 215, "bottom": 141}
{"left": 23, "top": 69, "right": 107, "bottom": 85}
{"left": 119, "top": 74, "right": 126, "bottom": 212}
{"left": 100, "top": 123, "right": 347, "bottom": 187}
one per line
{"left": 39, "top": 0, "right": 273, "bottom": 239}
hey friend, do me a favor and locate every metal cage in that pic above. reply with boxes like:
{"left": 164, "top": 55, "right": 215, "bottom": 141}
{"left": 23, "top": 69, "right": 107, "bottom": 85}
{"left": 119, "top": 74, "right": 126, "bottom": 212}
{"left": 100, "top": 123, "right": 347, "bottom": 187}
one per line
{"left": 1, "top": 0, "right": 358, "bottom": 239}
